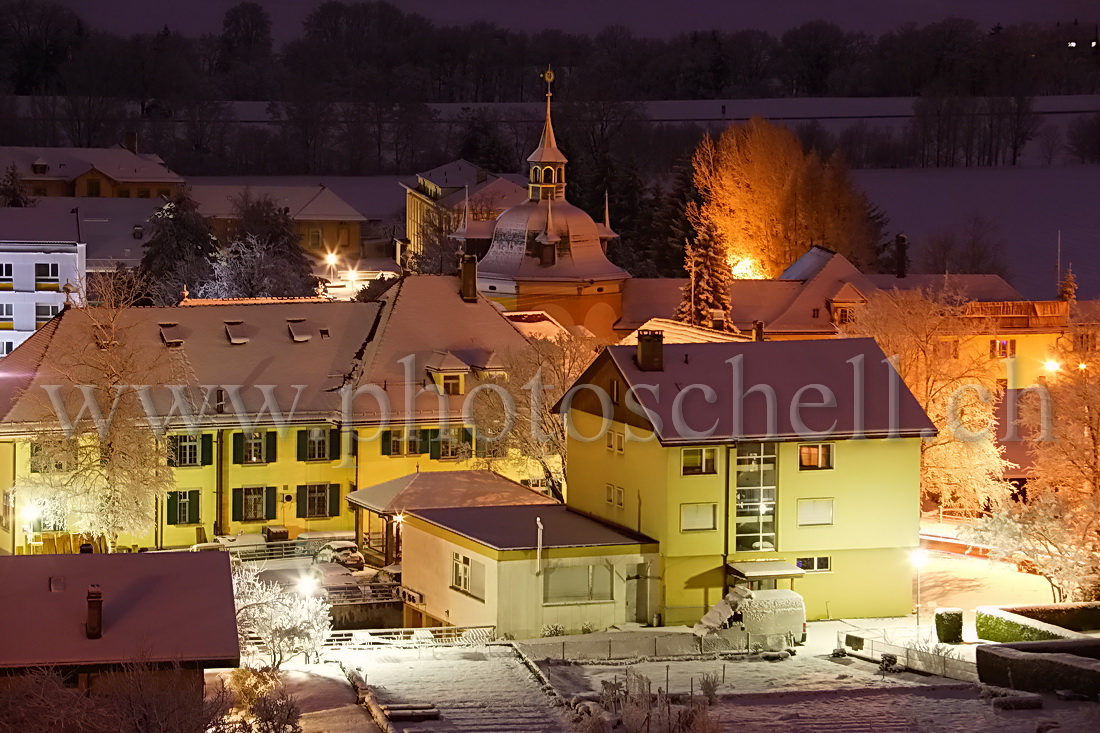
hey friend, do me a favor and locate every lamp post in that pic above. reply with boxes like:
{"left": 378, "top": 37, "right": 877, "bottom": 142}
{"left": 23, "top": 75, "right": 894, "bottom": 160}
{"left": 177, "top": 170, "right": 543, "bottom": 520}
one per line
{"left": 910, "top": 548, "right": 929, "bottom": 630}
{"left": 325, "top": 252, "right": 338, "bottom": 285}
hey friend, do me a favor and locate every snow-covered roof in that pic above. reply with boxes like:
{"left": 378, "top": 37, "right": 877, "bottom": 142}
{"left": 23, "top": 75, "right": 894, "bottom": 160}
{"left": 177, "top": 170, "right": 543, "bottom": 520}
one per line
{"left": 0, "top": 204, "right": 82, "bottom": 243}
{"left": 728, "top": 560, "right": 805, "bottom": 580}
{"left": 618, "top": 318, "right": 749, "bottom": 345}
{"left": 410, "top": 504, "right": 655, "bottom": 551}
{"left": 570, "top": 338, "right": 936, "bottom": 443}
{"left": 0, "top": 552, "right": 238, "bottom": 670}
{"left": 865, "top": 273, "right": 1022, "bottom": 302}
{"left": 186, "top": 175, "right": 406, "bottom": 223}
{"left": 346, "top": 470, "right": 556, "bottom": 515}
{"left": 189, "top": 184, "right": 365, "bottom": 222}
{"left": 0, "top": 145, "right": 183, "bottom": 184}
{"left": 21, "top": 197, "right": 164, "bottom": 266}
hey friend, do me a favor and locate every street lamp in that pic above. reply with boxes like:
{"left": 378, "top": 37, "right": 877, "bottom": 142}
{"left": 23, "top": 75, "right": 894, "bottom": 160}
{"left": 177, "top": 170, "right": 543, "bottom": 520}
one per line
{"left": 324, "top": 252, "right": 338, "bottom": 284}
{"left": 911, "top": 548, "right": 929, "bottom": 628}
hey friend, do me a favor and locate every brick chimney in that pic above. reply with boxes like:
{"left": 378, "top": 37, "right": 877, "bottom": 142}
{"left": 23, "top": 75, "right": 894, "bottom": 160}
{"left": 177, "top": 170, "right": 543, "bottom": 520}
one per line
{"left": 85, "top": 585, "right": 103, "bottom": 639}
{"left": 123, "top": 131, "right": 138, "bottom": 155}
{"left": 636, "top": 329, "right": 664, "bottom": 371}
{"left": 460, "top": 254, "right": 478, "bottom": 302}
{"left": 752, "top": 321, "right": 765, "bottom": 341}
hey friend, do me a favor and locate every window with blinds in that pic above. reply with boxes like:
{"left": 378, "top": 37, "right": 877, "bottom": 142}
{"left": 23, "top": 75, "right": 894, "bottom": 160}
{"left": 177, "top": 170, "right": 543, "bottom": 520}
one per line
{"left": 543, "top": 565, "right": 614, "bottom": 605}
{"left": 797, "top": 498, "right": 834, "bottom": 526}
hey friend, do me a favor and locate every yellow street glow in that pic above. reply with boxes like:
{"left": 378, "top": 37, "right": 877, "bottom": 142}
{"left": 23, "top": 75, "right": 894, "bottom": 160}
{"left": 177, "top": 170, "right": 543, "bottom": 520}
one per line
{"left": 1080, "top": 363, "right": 1088, "bottom": 370}
{"left": 325, "top": 253, "right": 337, "bottom": 266}
{"left": 1044, "top": 360, "right": 1060, "bottom": 372}
{"left": 910, "top": 548, "right": 929, "bottom": 567}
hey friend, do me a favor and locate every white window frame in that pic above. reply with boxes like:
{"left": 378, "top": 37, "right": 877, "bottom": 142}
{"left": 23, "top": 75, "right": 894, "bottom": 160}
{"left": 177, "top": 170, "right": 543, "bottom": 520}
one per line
{"left": 605, "top": 484, "right": 614, "bottom": 504}
{"left": 304, "top": 483, "right": 329, "bottom": 518}
{"left": 440, "top": 426, "right": 465, "bottom": 460}
{"left": 306, "top": 428, "right": 329, "bottom": 461}
{"left": 605, "top": 431, "right": 615, "bottom": 451}
{"left": 241, "top": 486, "right": 266, "bottom": 522}
{"left": 0, "top": 342, "right": 12, "bottom": 356}
{"left": 990, "top": 339, "right": 1017, "bottom": 359}
{"left": 798, "top": 443, "right": 833, "bottom": 471}
{"left": 172, "top": 434, "right": 200, "bottom": 467}
{"left": 174, "top": 490, "right": 192, "bottom": 524}
{"left": 0, "top": 303, "right": 11, "bottom": 322}
{"left": 243, "top": 431, "right": 266, "bottom": 464}
{"left": 442, "top": 374, "right": 462, "bottom": 395}
{"left": 451, "top": 552, "right": 471, "bottom": 593}
{"left": 680, "top": 502, "right": 718, "bottom": 532}
{"left": 35, "top": 303, "right": 59, "bottom": 322}
{"left": 0, "top": 263, "right": 12, "bottom": 283}
{"left": 614, "top": 432, "right": 625, "bottom": 454}
{"left": 35, "top": 262, "right": 59, "bottom": 284}
{"left": 615, "top": 486, "right": 625, "bottom": 508}
{"left": 543, "top": 564, "right": 614, "bottom": 605}
{"left": 796, "top": 556, "right": 831, "bottom": 572}
{"left": 797, "top": 498, "right": 834, "bottom": 526}
{"left": 681, "top": 447, "right": 718, "bottom": 475}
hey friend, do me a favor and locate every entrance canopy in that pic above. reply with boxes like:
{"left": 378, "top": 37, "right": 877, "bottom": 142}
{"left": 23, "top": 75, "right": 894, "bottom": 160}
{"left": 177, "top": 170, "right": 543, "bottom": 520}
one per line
{"left": 727, "top": 560, "right": 805, "bottom": 581}
{"left": 344, "top": 470, "right": 556, "bottom": 515}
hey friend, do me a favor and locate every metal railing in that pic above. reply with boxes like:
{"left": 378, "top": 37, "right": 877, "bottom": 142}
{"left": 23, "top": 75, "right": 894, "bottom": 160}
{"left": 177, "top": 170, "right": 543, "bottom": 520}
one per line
{"left": 839, "top": 630, "right": 979, "bottom": 683}
{"left": 323, "top": 625, "right": 497, "bottom": 650}
{"left": 517, "top": 630, "right": 793, "bottom": 662}
{"left": 327, "top": 582, "right": 402, "bottom": 605}
{"left": 225, "top": 538, "right": 332, "bottom": 562}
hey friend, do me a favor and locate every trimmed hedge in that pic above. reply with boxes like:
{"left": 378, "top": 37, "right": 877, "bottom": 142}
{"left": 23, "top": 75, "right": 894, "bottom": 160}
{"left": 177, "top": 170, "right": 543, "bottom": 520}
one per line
{"left": 977, "top": 641, "right": 1100, "bottom": 698}
{"left": 1002, "top": 602, "right": 1100, "bottom": 633}
{"left": 934, "top": 608, "right": 964, "bottom": 644}
{"left": 975, "top": 606, "right": 1081, "bottom": 643}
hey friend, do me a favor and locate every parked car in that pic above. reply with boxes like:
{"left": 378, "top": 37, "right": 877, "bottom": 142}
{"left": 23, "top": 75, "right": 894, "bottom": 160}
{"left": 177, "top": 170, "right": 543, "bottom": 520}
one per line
{"left": 307, "top": 563, "right": 361, "bottom": 600}
{"left": 312, "top": 540, "right": 366, "bottom": 571}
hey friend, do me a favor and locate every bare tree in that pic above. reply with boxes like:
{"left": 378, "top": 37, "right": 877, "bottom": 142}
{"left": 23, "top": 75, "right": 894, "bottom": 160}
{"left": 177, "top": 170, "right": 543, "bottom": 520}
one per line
{"left": 20, "top": 272, "right": 178, "bottom": 552}
{"left": 844, "top": 288, "right": 1011, "bottom": 509}
{"left": 1037, "top": 122, "right": 1063, "bottom": 165}
{"left": 472, "top": 331, "right": 603, "bottom": 501}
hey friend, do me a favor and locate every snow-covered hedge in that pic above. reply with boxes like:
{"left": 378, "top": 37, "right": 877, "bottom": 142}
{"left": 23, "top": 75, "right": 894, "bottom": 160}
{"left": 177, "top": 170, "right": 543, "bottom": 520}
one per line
{"left": 976, "top": 640, "right": 1100, "bottom": 698}
{"left": 934, "top": 608, "right": 963, "bottom": 644}
{"left": 1000, "top": 602, "right": 1100, "bottom": 633}
{"left": 975, "top": 606, "right": 1086, "bottom": 643}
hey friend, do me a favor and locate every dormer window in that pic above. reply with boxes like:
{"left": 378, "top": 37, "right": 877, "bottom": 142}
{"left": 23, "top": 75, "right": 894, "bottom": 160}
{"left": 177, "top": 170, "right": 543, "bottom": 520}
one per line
{"left": 442, "top": 374, "right": 462, "bottom": 395}
{"left": 31, "top": 160, "right": 47, "bottom": 175}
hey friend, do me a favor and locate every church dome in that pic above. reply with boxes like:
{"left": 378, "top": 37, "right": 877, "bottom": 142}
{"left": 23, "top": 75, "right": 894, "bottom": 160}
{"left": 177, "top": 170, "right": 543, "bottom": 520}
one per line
{"left": 479, "top": 199, "right": 628, "bottom": 282}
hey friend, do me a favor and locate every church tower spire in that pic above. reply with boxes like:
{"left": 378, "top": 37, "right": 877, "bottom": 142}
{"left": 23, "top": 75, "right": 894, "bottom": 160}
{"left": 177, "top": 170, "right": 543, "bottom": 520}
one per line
{"left": 527, "top": 68, "right": 567, "bottom": 202}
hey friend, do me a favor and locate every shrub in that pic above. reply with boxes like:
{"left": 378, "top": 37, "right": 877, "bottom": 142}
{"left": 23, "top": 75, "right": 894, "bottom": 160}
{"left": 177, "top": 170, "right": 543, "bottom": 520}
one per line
{"left": 227, "top": 666, "right": 281, "bottom": 713}
{"left": 581, "top": 622, "right": 596, "bottom": 634}
{"left": 976, "top": 607, "right": 1073, "bottom": 643}
{"left": 698, "top": 671, "right": 720, "bottom": 705}
{"left": 934, "top": 607, "right": 964, "bottom": 644}
{"left": 542, "top": 623, "right": 566, "bottom": 638}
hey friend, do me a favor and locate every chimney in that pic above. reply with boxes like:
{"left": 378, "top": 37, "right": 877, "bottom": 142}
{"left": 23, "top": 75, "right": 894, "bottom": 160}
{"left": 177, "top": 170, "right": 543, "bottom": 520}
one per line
{"left": 752, "top": 321, "right": 765, "bottom": 341}
{"left": 895, "top": 233, "right": 908, "bottom": 279}
{"left": 460, "top": 254, "right": 478, "bottom": 302}
{"left": 123, "top": 130, "right": 138, "bottom": 155}
{"left": 710, "top": 308, "right": 727, "bottom": 331}
{"left": 85, "top": 585, "right": 103, "bottom": 639}
{"left": 636, "top": 329, "right": 664, "bottom": 371}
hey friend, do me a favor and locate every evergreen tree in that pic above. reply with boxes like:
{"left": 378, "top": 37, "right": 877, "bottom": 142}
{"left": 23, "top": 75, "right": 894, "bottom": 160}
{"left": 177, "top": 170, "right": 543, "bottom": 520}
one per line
{"left": 1058, "top": 265, "right": 1077, "bottom": 304}
{"left": 229, "top": 190, "right": 316, "bottom": 295}
{"left": 0, "top": 163, "right": 35, "bottom": 207}
{"left": 650, "top": 158, "right": 698, "bottom": 277}
{"left": 457, "top": 109, "right": 515, "bottom": 173}
{"left": 139, "top": 187, "right": 219, "bottom": 304}
{"left": 675, "top": 219, "right": 733, "bottom": 329}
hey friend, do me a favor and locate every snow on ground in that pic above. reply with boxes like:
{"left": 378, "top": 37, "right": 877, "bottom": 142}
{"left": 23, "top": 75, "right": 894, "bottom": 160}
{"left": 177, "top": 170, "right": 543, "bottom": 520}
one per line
{"left": 337, "top": 645, "right": 568, "bottom": 732}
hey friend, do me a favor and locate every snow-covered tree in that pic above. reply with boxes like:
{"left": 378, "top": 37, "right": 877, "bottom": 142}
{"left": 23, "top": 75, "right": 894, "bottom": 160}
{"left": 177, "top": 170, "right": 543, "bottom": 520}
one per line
{"left": 0, "top": 163, "right": 35, "bottom": 207}
{"left": 471, "top": 330, "right": 603, "bottom": 502}
{"left": 21, "top": 272, "right": 178, "bottom": 551}
{"left": 227, "top": 189, "right": 316, "bottom": 294}
{"left": 233, "top": 564, "right": 332, "bottom": 669}
{"left": 200, "top": 235, "right": 317, "bottom": 299}
{"left": 1058, "top": 265, "right": 1077, "bottom": 304}
{"left": 844, "top": 287, "right": 1012, "bottom": 509}
{"left": 140, "top": 187, "right": 219, "bottom": 304}
{"left": 675, "top": 219, "right": 733, "bottom": 329}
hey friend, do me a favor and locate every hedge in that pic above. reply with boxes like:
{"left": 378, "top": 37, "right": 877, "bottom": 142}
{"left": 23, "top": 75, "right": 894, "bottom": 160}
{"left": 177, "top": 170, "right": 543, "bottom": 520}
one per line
{"left": 934, "top": 608, "right": 963, "bottom": 644}
{"left": 975, "top": 606, "right": 1083, "bottom": 643}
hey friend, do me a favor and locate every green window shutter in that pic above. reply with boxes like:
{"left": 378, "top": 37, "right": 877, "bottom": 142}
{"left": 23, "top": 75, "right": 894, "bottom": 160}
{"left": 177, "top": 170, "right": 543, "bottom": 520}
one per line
{"left": 296, "top": 430, "right": 308, "bottom": 461}
{"left": 329, "top": 429, "right": 340, "bottom": 460}
{"left": 418, "top": 429, "right": 430, "bottom": 454}
{"left": 231, "top": 488, "right": 243, "bottom": 522}
{"left": 166, "top": 491, "right": 178, "bottom": 525}
{"left": 232, "top": 433, "right": 243, "bottom": 464}
{"left": 265, "top": 487, "right": 277, "bottom": 520}
{"left": 265, "top": 431, "right": 277, "bottom": 462}
{"left": 166, "top": 437, "right": 178, "bottom": 467}
{"left": 428, "top": 429, "right": 440, "bottom": 460}
{"left": 296, "top": 485, "right": 307, "bottom": 518}
{"left": 328, "top": 484, "right": 340, "bottom": 516}
{"left": 347, "top": 429, "right": 357, "bottom": 456}
{"left": 475, "top": 430, "right": 487, "bottom": 458}
{"left": 200, "top": 434, "right": 213, "bottom": 465}
{"left": 380, "top": 430, "right": 391, "bottom": 456}
{"left": 187, "top": 490, "right": 200, "bottom": 524}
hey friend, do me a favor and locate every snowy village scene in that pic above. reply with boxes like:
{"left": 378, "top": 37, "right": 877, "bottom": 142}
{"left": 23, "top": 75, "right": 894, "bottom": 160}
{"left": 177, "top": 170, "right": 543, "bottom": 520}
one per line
{"left": 3, "top": 0, "right": 1100, "bottom": 731}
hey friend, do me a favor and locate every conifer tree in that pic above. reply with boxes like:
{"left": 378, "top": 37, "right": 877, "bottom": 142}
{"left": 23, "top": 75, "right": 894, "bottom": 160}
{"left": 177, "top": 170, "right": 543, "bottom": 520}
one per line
{"left": 1058, "top": 265, "right": 1077, "bottom": 304}
{"left": 0, "top": 163, "right": 35, "bottom": 207}
{"left": 139, "top": 187, "right": 219, "bottom": 304}
{"left": 675, "top": 219, "right": 733, "bottom": 329}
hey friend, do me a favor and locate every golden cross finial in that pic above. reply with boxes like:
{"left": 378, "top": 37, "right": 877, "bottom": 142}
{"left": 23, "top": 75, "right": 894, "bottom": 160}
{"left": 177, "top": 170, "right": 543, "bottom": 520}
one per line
{"left": 541, "top": 67, "right": 555, "bottom": 99}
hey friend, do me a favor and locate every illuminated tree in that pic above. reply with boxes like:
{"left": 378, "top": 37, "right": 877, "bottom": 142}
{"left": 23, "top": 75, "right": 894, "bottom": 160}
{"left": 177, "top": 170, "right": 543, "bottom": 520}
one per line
{"left": 691, "top": 118, "right": 879, "bottom": 278}
{"left": 844, "top": 288, "right": 1011, "bottom": 509}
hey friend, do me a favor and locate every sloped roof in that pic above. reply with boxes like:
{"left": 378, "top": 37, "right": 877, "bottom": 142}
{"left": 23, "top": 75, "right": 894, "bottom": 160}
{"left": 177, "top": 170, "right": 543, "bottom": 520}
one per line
{"left": 619, "top": 318, "right": 749, "bottom": 345}
{"left": 416, "top": 159, "right": 484, "bottom": 189}
{"left": 186, "top": 176, "right": 406, "bottom": 223}
{"left": 437, "top": 175, "right": 527, "bottom": 212}
{"left": 865, "top": 274, "right": 1022, "bottom": 302}
{"left": 587, "top": 338, "right": 934, "bottom": 443}
{"left": 0, "top": 301, "right": 382, "bottom": 426}
{"left": 619, "top": 278, "right": 809, "bottom": 332}
{"left": 27, "top": 197, "right": 164, "bottom": 266}
{"left": 345, "top": 470, "right": 556, "bottom": 514}
{"left": 502, "top": 311, "right": 572, "bottom": 341}
{"left": 0, "top": 205, "right": 81, "bottom": 243}
{"left": 0, "top": 146, "right": 183, "bottom": 184}
{"left": 189, "top": 184, "right": 365, "bottom": 222}
{"left": 0, "top": 552, "right": 238, "bottom": 669}
{"left": 411, "top": 504, "right": 654, "bottom": 551}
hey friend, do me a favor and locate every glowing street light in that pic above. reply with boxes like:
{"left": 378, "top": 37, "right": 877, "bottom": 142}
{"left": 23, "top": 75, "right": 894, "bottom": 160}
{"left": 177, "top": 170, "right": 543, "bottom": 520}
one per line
{"left": 911, "top": 548, "right": 929, "bottom": 628}
{"left": 296, "top": 575, "right": 318, "bottom": 596}
{"left": 22, "top": 504, "right": 40, "bottom": 521}
{"left": 1044, "top": 360, "right": 1060, "bottom": 372}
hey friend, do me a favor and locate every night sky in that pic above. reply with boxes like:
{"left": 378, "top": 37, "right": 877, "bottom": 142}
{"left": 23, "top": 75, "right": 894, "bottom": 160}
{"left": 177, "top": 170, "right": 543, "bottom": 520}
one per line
{"left": 55, "top": 0, "right": 1099, "bottom": 40}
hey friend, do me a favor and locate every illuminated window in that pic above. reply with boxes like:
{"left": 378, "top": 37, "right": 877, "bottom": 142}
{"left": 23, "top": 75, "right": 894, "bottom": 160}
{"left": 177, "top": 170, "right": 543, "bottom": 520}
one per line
{"left": 798, "top": 444, "right": 833, "bottom": 470}
{"left": 990, "top": 339, "right": 1017, "bottom": 359}
{"left": 440, "top": 426, "right": 466, "bottom": 460}
{"left": 306, "top": 428, "right": 329, "bottom": 461}
{"left": 242, "top": 486, "right": 266, "bottom": 521}
{"left": 797, "top": 498, "right": 833, "bottom": 526}
{"left": 388, "top": 427, "right": 421, "bottom": 457}
{"left": 243, "top": 431, "right": 266, "bottom": 463}
{"left": 796, "top": 556, "right": 830, "bottom": 572}
{"left": 680, "top": 502, "right": 718, "bottom": 532}
{"left": 681, "top": 447, "right": 718, "bottom": 475}
{"left": 170, "top": 435, "right": 200, "bottom": 466}
{"left": 734, "top": 442, "right": 777, "bottom": 552}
